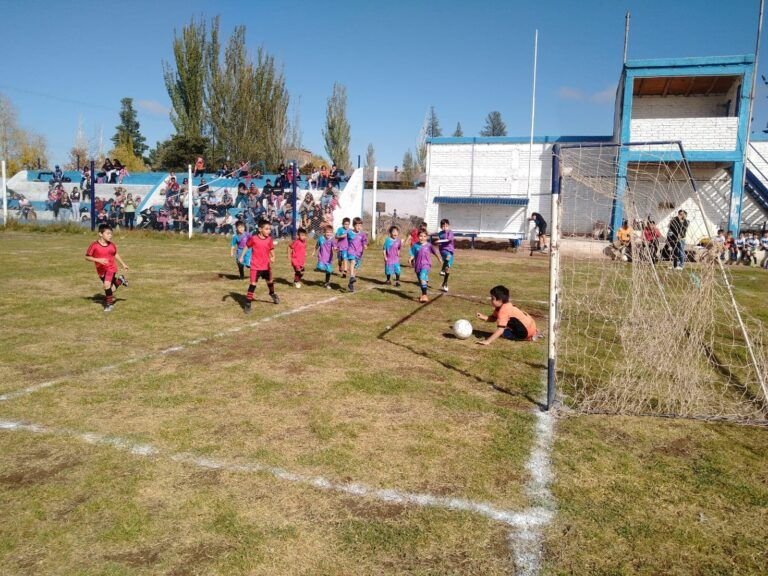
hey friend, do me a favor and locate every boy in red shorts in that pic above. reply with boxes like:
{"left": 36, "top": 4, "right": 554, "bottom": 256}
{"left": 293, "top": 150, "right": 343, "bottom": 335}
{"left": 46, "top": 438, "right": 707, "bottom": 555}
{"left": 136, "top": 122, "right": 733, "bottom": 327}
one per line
{"left": 84, "top": 224, "right": 129, "bottom": 312}
{"left": 288, "top": 227, "right": 308, "bottom": 288}
{"left": 239, "top": 218, "right": 280, "bottom": 312}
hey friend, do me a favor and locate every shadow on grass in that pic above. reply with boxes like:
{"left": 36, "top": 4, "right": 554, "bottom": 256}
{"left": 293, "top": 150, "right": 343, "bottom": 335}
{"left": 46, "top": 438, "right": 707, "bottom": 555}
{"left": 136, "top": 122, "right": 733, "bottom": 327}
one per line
{"left": 375, "top": 287, "right": 416, "bottom": 301}
{"left": 82, "top": 294, "right": 127, "bottom": 307}
{"left": 379, "top": 294, "right": 544, "bottom": 409}
{"left": 221, "top": 291, "right": 277, "bottom": 310}
{"left": 217, "top": 273, "right": 243, "bottom": 280}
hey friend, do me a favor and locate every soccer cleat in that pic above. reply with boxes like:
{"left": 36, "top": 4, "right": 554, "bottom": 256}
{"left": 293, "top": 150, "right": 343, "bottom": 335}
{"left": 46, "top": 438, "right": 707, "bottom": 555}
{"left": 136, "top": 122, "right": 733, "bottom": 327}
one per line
{"left": 341, "top": 272, "right": 347, "bottom": 278}
{"left": 244, "top": 302, "right": 252, "bottom": 314}
{"left": 439, "top": 270, "right": 446, "bottom": 276}
{"left": 271, "top": 293, "right": 280, "bottom": 304}
{"left": 324, "top": 282, "right": 332, "bottom": 289}
{"left": 103, "top": 305, "right": 113, "bottom": 312}
{"left": 394, "top": 281, "right": 400, "bottom": 287}
{"left": 385, "top": 279, "right": 392, "bottom": 285}
{"left": 441, "top": 285, "right": 449, "bottom": 292}
{"left": 294, "top": 282, "right": 302, "bottom": 288}
{"left": 117, "top": 274, "right": 128, "bottom": 288}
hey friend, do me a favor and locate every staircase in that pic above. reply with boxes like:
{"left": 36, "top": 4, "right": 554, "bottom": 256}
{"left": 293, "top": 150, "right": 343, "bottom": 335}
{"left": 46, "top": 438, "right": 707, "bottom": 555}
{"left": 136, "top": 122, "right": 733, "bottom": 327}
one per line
{"left": 744, "top": 143, "right": 768, "bottom": 227}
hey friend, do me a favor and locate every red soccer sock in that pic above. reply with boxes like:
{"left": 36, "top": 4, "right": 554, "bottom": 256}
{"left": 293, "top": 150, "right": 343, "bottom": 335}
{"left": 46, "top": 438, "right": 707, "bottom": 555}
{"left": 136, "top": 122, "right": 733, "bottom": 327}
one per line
{"left": 105, "top": 288, "right": 114, "bottom": 305}
{"left": 246, "top": 284, "right": 256, "bottom": 301}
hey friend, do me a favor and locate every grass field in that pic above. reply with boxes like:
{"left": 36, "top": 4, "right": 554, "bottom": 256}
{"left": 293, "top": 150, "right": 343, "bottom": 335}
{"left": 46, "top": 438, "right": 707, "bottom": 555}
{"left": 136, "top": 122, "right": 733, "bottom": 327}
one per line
{"left": 1, "top": 226, "right": 767, "bottom": 575}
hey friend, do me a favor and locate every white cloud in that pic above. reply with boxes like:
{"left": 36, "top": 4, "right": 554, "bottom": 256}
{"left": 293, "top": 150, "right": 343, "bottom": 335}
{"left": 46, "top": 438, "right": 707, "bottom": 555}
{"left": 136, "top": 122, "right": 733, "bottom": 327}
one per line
{"left": 589, "top": 85, "right": 616, "bottom": 104}
{"left": 137, "top": 99, "right": 171, "bottom": 116}
{"left": 558, "top": 87, "right": 585, "bottom": 101}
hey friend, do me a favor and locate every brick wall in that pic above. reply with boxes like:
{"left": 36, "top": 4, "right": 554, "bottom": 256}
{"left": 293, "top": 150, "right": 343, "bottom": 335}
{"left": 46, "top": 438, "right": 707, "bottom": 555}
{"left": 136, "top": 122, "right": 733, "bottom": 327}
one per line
{"left": 630, "top": 117, "right": 738, "bottom": 151}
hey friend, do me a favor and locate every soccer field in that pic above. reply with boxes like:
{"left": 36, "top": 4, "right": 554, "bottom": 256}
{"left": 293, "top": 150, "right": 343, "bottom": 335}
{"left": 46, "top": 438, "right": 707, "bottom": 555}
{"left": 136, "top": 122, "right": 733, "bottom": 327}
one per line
{"left": 1, "top": 228, "right": 766, "bottom": 575}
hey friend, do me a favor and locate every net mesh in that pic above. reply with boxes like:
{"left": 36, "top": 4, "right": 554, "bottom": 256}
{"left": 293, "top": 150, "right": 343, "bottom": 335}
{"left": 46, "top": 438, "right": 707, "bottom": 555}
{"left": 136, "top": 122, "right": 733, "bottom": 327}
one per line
{"left": 555, "top": 143, "right": 768, "bottom": 422}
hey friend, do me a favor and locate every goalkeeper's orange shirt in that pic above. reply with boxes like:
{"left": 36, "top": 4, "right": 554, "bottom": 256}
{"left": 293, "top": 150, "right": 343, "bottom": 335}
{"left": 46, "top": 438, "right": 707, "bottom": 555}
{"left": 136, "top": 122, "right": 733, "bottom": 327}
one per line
{"left": 490, "top": 303, "right": 537, "bottom": 340}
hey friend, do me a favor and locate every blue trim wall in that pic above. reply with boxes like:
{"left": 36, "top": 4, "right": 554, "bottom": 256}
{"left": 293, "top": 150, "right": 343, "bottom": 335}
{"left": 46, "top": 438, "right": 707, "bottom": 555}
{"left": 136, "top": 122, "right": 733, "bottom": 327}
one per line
{"left": 427, "top": 135, "right": 613, "bottom": 145}
{"left": 614, "top": 54, "right": 755, "bottom": 235}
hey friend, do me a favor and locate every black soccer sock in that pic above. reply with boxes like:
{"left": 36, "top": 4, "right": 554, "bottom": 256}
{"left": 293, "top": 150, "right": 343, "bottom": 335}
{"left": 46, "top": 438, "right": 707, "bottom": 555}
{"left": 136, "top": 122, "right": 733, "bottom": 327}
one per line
{"left": 386, "top": 274, "right": 391, "bottom": 282}
{"left": 395, "top": 273, "right": 400, "bottom": 282}
{"left": 105, "top": 287, "right": 114, "bottom": 305}
{"left": 268, "top": 282, "right": 275, "bottom": 295}
{"left": 238, "top": 263, "right": 244, "bottom": 278}
{"left": 442, "top": 272, "right": 450, "bottom": 287}
{"left": 421, "top": 284, "right": 428, "bottom": 296}
{"left": 325, "top": 272, "right": 331, "bottom": 283}
{"left": 246, "top": 284, "right": 256, "bottom": 301}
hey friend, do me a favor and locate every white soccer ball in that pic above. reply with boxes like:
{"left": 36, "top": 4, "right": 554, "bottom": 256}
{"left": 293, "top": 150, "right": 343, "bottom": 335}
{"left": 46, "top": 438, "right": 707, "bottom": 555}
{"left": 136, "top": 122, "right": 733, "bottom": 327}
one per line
{"left": 453, "top": 319, "right": 474, "bottom": 340}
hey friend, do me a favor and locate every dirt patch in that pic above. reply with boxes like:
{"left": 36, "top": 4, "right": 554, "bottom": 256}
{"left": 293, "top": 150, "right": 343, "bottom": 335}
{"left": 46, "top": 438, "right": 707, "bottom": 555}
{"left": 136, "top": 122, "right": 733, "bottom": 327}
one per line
{"left": 341, "top": 495, "right": 409, "bottom": 521}
{"left": 0, "top": 457, "right": 81, "bottom": 488}
{"left": 103, "top": 547, "right": 162, "bottom": 568}
{"left": 654, "top": 436, "right": 695, "bottom": 458}
{"left": 167, "top": 541, "right": 233, "bottom": 576}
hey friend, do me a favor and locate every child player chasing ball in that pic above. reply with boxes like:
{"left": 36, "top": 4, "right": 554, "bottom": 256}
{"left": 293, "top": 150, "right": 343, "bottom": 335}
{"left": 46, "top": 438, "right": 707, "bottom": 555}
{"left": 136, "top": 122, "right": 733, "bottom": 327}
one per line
{"left": 85, "top": 224, "right": 129, "bottom": 312}
{"left": 475, "top": 285, "right": 539, "bottom": 346}
{"left": 345, "top": 216, "right": 368, "bottom": 292}
{"left": 436, "top": 218, "right": 454, "bottom": 292}
{"left": 383, "top": 225, "right": 402, "bottom": 286}
{"left": 239, "top": 218, "right": 280, "bottom": 312}
{"left": 409, "top": 229, "right": 441, "bottom": 303}
{"left": 288, "top": 227, "right": 308, "bottom": 288}
{"left": 314, "top": 225, "right": 336, "bottom": 288}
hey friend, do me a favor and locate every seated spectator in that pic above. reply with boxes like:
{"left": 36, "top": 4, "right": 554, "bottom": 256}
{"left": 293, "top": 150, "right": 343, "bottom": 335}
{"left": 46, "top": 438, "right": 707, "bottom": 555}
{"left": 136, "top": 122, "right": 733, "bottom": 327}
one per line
{"left": 329, "top": 164, "right": 342, "bottom": 187}
{"left": 194, "top": 156, "right": 205, "bottom": 177}
{"left": 235, "top": 182, "right": 248, "bottom": 208}
{"left": 94, "top": 196, "right": 104, "bottom": 213}
{"left": 237, "top": 161, "right": 249, "bottom": 178}
{"left": 157, "top": 208, "right": 169, "bottom": 231}
{"left": 113, "top": 159, "right": 125, "bottom": 184}
{"left": 102, "top": 158, "right": 116, "bottom": 183}
{"left": 96, "top": 208, "right": 109, "bottom": 227}
{"left": 220, "top": 212, "right": 234, "bottom": 235}
{"left": 262, "top": 179, "right": 274, "bottom": 196}
{"left": 53, "top": 165, "right": 64, "bottom": 182}
{"left": 274, "top": 173, "right": 286, "bottom": 189}
{"left": 198, "top": 177, "right": 209, "bottom": 194}
{"left": 319, "top": 164, "right": 329, "bottom": 189}
{"left": 310, "top": 167, "right": 320, "bottom": 190}
{"left": 80, "top": 166, "right": 90, "bottom": 190}
{"left": 217, "top": 162, "right": 231, "bottom": 177}
{"left": 117, "top": 164, "right": 129, "bottom": 184}
{"left": 614, "top": 220, "right": 632, "bottom": 260}
{"left": 219, "top": 188, "right": 234, "bottom": 216}
{"left": 202, "top": 210, "right": 218, "bottom": 234}
{"left": 300, "top": 192, "right": 316, "bottom": 219}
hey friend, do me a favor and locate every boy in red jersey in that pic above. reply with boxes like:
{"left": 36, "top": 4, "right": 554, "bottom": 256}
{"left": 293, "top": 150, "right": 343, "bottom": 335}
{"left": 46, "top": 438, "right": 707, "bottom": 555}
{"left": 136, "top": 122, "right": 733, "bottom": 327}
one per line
{"left": 84, "top": 224, "right": 129, "bottom": 312}
{"left": 239, "top": 218, "right": 280, "bottom": 312}
{"left": 288, "top": 227, "right": 308, "bottom": 288}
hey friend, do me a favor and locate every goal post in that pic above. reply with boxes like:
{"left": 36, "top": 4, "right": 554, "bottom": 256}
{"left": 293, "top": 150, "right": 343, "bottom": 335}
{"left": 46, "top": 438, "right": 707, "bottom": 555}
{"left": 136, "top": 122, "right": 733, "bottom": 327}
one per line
{"left": 547, "top": 141, "right": 767, "bottom": 422}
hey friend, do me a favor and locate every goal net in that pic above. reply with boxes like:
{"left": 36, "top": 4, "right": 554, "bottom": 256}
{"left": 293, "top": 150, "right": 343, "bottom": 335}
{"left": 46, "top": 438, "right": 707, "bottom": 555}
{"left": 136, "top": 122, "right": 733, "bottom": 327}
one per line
{"left": 550, "top": 142, "right": 767, "bottom": 422}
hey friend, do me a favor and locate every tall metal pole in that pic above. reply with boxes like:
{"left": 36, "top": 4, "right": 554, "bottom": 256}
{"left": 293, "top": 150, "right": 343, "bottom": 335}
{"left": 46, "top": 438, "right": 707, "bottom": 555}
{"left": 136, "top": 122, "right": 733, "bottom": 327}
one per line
{"left": 372, "top": 166, "right": 379, "bottom": 241}
{"left": 90, "top": 160, "right": 96, "bottom": 231}
{"left": 291, "top": 162, "right": 298, "bottom": 239}
{"left": 188, "top": 164, "right": 193, "bottom": 239}
{"left": 623, "top": 11, "right": 631, "bottom": 64}
{"left": 2, "top": 160, "right": 7, "bottom": 226}
{"left": 526, "top": 29, "right": 539, "bottom": 200}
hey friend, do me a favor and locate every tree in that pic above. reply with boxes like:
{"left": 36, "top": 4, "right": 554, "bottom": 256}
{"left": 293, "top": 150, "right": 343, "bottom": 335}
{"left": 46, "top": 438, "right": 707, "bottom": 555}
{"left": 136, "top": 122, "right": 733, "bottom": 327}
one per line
{"left": 426, "top": 106, "right": 442, "bottom": 138}
{"left": 323, "top": 82, "right": 351, "bottom": 171}
{"left": 401, "top": 149, "right": 416, "bottom": 185}
{"left": 163, "top": 17, "right": 209, "bottom": 138}
{"left": 453, "top": 122, "right": 464, "bottom": 137}
{"left": 111, "top": 98, "right": 147, "bottom": 158}
{"left": 153, "top": 134, "right": 210, "bottom": 172}
{"left": 480, "top": 111, "right": 507, "bottom": 137}
{"left": 206, "top": 20, "right": 289, "bottom": 170}
{"left": 0, "top": 92, "right": 48, "bottom": 173}
{"left": 365, "top": 143, "right": 375, "bottom": 168}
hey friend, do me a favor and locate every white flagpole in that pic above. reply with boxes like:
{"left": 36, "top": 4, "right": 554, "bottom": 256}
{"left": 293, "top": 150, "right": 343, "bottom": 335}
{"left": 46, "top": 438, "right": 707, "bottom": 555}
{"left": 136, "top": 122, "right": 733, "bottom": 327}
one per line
{"left": 372, "top": 166, "right": 379, "bottom": 240}
{"left": 188, "top": 164, "right": 193, "bottom": 238}
{"left": 2, "top": 161, "right": 7, "bottom": 225}
{"left": 526, "top": 29, "right": 538, "bottom": 200}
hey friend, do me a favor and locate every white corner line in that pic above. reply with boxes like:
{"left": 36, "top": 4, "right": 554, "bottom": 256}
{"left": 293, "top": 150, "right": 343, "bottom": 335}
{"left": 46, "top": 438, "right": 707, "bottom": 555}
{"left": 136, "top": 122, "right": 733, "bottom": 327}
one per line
{"left": 0, "top": 287, "right": 373, "bottom": 403}
{"left": 0, "top": 418, "right": 546, "bottom": 529}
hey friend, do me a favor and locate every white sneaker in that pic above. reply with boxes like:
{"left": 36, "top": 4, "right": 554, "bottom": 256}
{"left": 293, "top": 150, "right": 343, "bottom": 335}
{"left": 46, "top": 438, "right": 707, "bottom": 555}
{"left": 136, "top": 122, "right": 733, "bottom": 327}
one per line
{"left": 294, "top": 282, "right": 302, "bottom": 288}
{"left": 674, "top": 266, "right": 683, "bottom": 270}
{"left": 440, "top": 285, "right": 449, "bottom": 292}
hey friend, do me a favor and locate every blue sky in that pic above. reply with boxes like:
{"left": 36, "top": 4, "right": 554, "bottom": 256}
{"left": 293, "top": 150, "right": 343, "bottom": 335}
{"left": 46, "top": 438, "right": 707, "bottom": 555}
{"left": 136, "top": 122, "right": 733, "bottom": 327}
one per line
{"left": 1, "top": 0, "right": 766, "bottom": 169}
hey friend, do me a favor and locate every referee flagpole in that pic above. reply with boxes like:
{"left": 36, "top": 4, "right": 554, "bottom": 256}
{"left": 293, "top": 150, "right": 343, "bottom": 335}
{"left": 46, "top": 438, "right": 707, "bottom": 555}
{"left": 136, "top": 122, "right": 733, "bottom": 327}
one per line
{"left": 188, "top": 164, "right": 193, "bottom": 239}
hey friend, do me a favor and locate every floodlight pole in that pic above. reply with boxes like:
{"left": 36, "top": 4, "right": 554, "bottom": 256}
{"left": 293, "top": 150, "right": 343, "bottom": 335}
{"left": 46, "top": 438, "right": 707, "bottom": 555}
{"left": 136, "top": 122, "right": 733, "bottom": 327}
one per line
{"left": 526, "top": 29, "right": 538, "bottom": 200}
{"left": 90, "top": 160, "right": 96, "bottom": 231}
{"left": 2, "top": 160, "right": 7, "bottom": 226}
{"left": 546, "top": 144, "right": 562, "bottom": 410}
{"left": 291, "top": 162, "right": 298, "bottom": 240}
{"left": 188, "top": 164, "right": 193, "bottom": 239}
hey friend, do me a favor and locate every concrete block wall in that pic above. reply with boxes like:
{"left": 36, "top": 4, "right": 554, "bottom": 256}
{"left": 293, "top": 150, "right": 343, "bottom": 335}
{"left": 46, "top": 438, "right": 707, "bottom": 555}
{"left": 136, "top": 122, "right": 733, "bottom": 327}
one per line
{"left": 630, "top": 117, "right": 738, "bottom": 151}
{"left": 425, "top": 142, "right": 553, "bottom": 238}
{"left": 632, "top": 94, "right": 731, "bottom": 119}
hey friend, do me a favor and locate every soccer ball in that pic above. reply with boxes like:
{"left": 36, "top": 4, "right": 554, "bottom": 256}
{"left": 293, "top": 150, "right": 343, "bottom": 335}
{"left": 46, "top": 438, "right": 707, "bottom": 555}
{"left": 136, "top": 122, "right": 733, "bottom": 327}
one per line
{"left": 452, "top": 319, "right": 473, "bottom": 340}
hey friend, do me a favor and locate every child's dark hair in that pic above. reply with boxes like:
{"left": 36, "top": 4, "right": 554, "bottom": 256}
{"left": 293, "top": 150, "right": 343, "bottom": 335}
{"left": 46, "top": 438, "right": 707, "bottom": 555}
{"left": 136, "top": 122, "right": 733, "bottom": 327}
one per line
{"left": 257, "top": 218, "right": 271, "bottom": 228}
{"left": 297, "top": 227, "right": 307, "bottom": 235}
{"left": 235, "top": 220, "right": 245, "bottom": 228}
{"left": 440, "top": 218, "right": 450, "bottom": 226}
{"left": 342, "top": 217, "right": 350, "bottom": 224}
{"left": 419, "top": 222, "right": 428, "bottom": 230}
{"left": 98, "top": 224, "right": 112, "bottom": 233}
{"left": 388, "top": 225, "right": 399, "bottom": 234}
{"left": 352, "top": 217, "right": 363, "bottom": 225}
{"left": 490, "top": 285, "right": 510, "bottom": 303}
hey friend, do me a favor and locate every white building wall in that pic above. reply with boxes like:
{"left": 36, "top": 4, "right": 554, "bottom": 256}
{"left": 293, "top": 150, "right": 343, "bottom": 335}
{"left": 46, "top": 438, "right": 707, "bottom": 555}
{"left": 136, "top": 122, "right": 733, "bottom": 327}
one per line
{"left": 630, "top": 117, "right": 738, "bottom": 150}
{"left": 632, "top": 94, "right": 731, "bottom": 119}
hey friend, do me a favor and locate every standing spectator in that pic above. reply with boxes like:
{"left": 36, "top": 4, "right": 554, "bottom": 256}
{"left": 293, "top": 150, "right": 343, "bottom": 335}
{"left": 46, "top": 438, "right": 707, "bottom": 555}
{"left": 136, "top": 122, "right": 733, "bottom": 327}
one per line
{"left": 124, "top": 193, "right": 137, "bottom": 230}
{"left": 234, "top": 182, "right": 248, "bottom": 209}
{"left": 70, "top": 186, "right": 81, "bottom": 220}
{"left": 194, "top": 156, "right": 205, "bottom": 177}
{"left": 220, "top": 188, "right": 234, "bottom": 216}
{"left": 102, "top": 158, "right": 116, "bottom": 183}
{"left": 642, "top": 220, "right": 662, "bottom": 263}
{"left": 58, "top": 189, "right": 73, "bottom": 221}
{"left": 528, "top": 212, "right": 548, "bottom": 251}
{"left": 220, "top": 212, "right": 235, "bottom": 235}
{"left": 319, "top": 165, "right": 329, "bottom": 189}
{"left": 668, "top": 209, "right": 689, "bottom": 270}
{"left": 330, "top": 164, "right": 342, "bottom": 188}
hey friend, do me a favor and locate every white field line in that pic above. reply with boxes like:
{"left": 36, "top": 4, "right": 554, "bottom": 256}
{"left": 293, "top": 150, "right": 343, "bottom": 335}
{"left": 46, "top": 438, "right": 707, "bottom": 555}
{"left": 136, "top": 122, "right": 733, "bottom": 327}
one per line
{"left": 509, "top": 407, "right": 556, "bottom": 576}
{"left": 0, "top": 418, "right": 551, "bottom": 529}
{"left": 0, "top": 288, "right": 372, "bottom": 403}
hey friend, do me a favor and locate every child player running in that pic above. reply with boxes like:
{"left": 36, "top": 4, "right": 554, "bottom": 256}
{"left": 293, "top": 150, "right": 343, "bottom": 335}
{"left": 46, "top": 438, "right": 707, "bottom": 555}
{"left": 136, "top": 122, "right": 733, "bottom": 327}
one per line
{"left": 345, "top": 217, "right": 368, "bottom": 292}
{"left": 335, "top": 217, "right": 351, "bottom": 278}
{"left": 475, "top": 285, "right": 539, "bottom": 346}
{"left": 288, "top": 227, "right": 308, "bottom": 288}
{"left": 230, "top": 220, "right": 251, "bottom": 279}
{"left": 436, "top": 218, "right": 454, "bottom": 292}
{"left": 239, "top": 218, "right": 280, "bottom": 312}
{"left": 314, "top": 225, "right": 336, "bottom": 288}
{"left": 409, "top": 228, "right": 441, "bottom": 303}
{"left": 383, "top": 225, "right": 402, "bottom": 286}
{"left": 85, "top": 223, "right": 129, "bottom": 312}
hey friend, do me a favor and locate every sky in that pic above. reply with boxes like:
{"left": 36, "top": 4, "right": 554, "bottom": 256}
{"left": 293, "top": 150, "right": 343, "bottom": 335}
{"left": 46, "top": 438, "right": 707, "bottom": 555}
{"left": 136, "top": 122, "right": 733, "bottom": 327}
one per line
{"left": 1, "top": 0, "right": 766, "bottom": 170}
